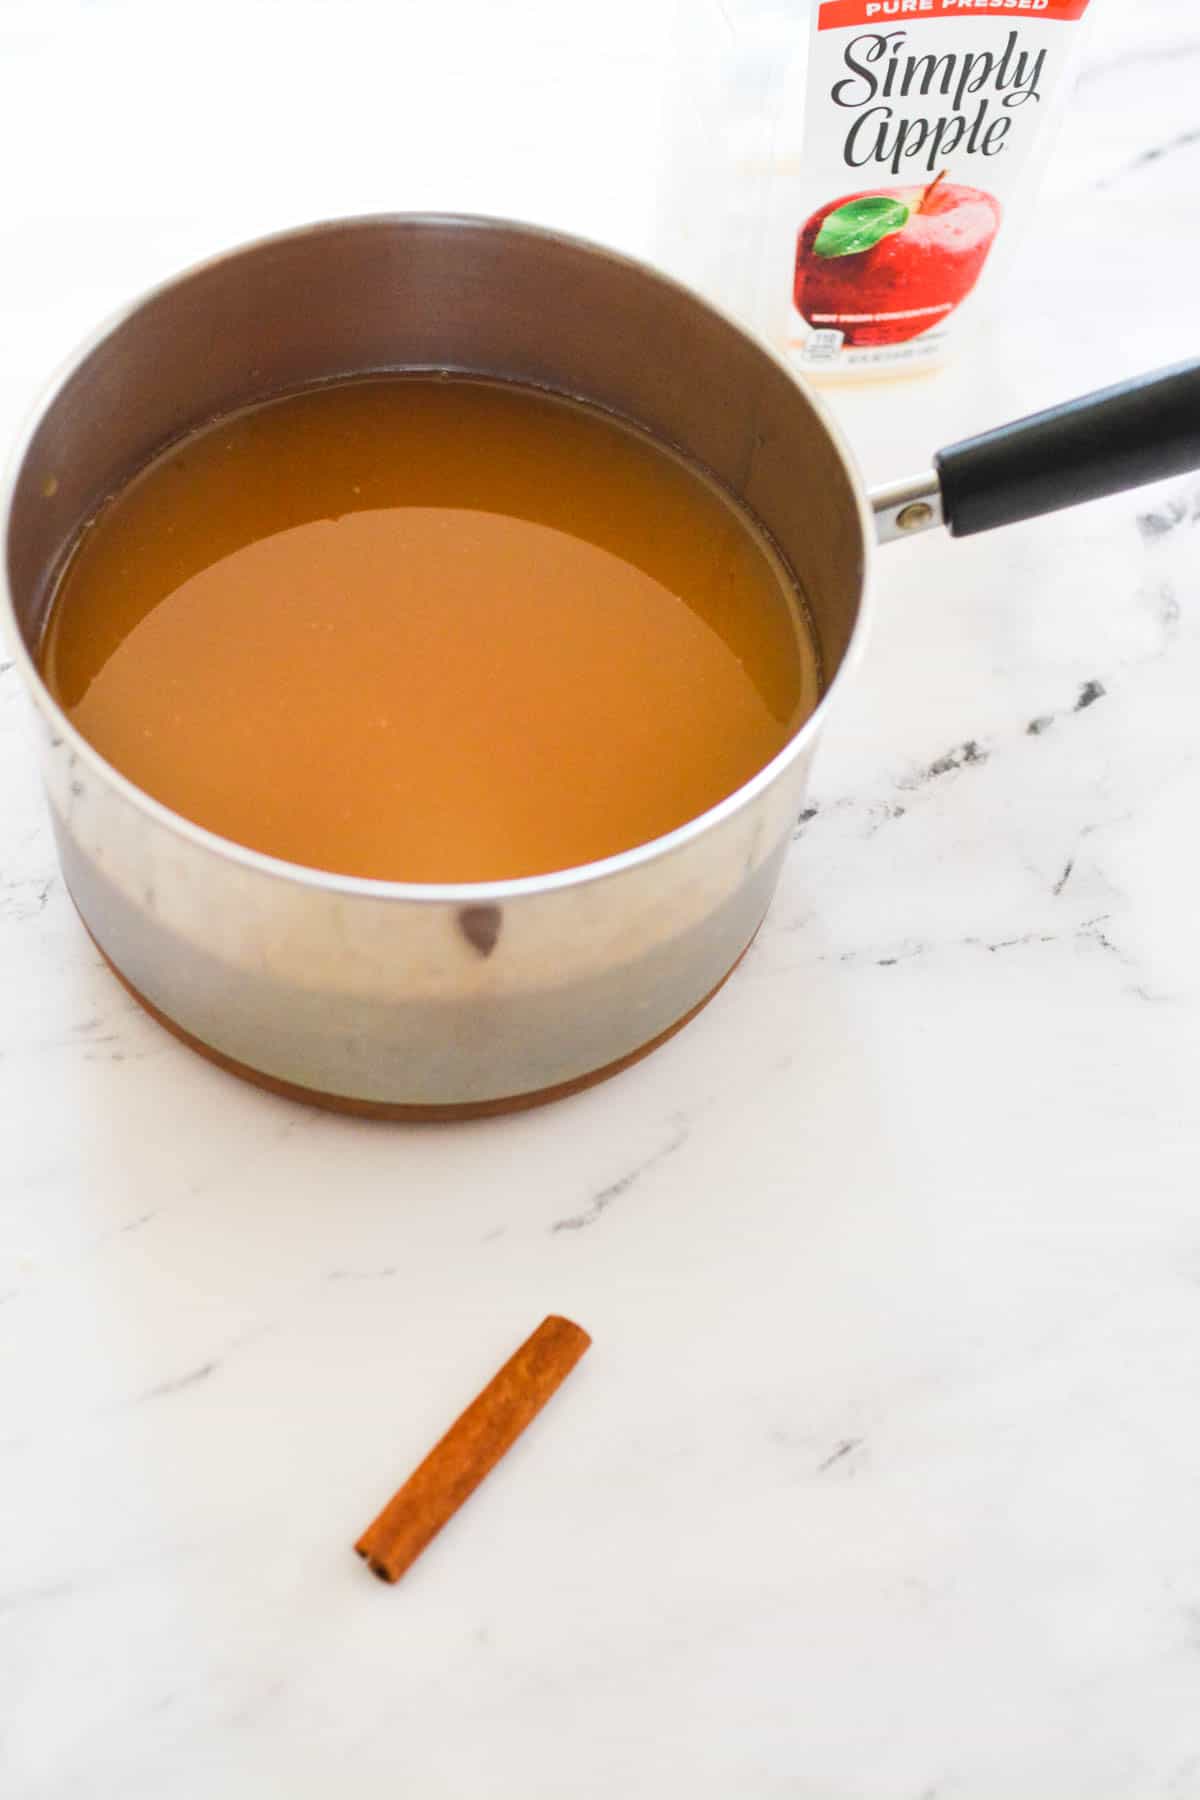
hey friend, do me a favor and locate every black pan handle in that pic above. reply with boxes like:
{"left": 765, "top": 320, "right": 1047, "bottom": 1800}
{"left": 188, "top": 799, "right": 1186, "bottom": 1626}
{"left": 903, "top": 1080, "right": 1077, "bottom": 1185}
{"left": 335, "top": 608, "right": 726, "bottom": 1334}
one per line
{"left": 935, "top": 358, "right": 1200, "bottom": 538}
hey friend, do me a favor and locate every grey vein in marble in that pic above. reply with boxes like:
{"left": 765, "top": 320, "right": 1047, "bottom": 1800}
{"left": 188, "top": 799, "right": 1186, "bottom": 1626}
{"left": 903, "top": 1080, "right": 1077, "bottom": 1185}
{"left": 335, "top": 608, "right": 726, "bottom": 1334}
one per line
{"left": 551, "top": 1121, "right": 687, "bottom": 1233}
{"left": 326, "top": 1265, "right": 398, "bottom": 1281}
{"left": 1137, "top": 485, "right": 1200, "bottom": 541}
{"left": 141, "top": 1360, "right": 218, "bottom": 1401}
{"left": 817, "top": 1437, "right": 863, "bottom": 1474}
{"left": 0, "top": 1578, "right": 80, "bottom": 1619}
{"left": 839, "top": 909, "right": 1128, "bottom": 976}
{"left": 907, "top": 739, "right": 989, "bottom": 786}
{"left": 1027, "top": 678, "right": 1108, "bottom": 737}
{"left": 797, "top": 678, "right": 1112, "bottom": 852}
{"left": 1148, "top": 580, "right": 1182, "bottom": 641}
{"left": 1078, "top": 36, "right": 1200, "bottom": 89}
{"left": 131, "top": 1321, "right": 271, "bottom": 1407}
{"left": 1096, "top": 124, "right": 1200, "bottom": 188}
{"left": 0, "top": 873, "right": 54, "bottom": 923}
{"left": 116, "top": 1210, "right": 156, "bottom": 1238}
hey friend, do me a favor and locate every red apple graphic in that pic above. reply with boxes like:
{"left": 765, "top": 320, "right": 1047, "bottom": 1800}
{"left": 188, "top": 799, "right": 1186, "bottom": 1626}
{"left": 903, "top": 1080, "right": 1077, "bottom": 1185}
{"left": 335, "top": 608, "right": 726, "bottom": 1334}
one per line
{"left": 794, "top": 174, "right": 1002, "bottom": 348}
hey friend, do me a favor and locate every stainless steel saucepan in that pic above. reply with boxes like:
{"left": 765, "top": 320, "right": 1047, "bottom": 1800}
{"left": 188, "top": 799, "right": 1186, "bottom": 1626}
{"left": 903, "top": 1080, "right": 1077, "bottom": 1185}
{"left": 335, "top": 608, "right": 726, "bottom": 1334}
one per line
{"left": 3, "top": 216, "right": 1198, "bottom": 1115}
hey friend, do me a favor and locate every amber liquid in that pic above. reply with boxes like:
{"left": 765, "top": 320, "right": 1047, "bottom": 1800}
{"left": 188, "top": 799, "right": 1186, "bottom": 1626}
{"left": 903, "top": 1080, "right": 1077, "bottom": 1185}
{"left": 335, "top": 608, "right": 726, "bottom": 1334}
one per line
{"left": 41, "top": 376, "right": 820, "bottom": 882}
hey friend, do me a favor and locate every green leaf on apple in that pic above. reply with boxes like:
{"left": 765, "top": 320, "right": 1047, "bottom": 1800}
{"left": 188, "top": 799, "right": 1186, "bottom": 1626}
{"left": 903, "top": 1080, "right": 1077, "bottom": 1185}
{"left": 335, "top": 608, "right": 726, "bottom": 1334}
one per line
{"left": 813, "top": 197, "right": 910, "bottom": 259}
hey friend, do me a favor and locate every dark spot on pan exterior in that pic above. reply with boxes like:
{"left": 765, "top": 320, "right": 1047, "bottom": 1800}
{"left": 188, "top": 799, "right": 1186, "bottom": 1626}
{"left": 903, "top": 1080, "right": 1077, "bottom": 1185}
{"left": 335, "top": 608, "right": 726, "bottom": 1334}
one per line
{"left": 458, "top": 905, "right": 502, "bottom": 958}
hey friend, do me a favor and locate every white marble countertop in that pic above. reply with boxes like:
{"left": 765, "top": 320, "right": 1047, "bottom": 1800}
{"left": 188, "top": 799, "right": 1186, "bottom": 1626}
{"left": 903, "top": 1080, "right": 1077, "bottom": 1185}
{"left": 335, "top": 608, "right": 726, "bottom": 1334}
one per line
{"left": 4, "top": 3, "right": 1200, "bottom": 1794}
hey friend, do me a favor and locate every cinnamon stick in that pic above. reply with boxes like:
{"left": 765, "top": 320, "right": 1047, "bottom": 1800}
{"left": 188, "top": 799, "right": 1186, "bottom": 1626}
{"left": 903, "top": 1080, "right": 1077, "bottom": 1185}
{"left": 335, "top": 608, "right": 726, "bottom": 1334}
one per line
{"left": 354, "top": 1314, "right": 591, "bottom": 1583}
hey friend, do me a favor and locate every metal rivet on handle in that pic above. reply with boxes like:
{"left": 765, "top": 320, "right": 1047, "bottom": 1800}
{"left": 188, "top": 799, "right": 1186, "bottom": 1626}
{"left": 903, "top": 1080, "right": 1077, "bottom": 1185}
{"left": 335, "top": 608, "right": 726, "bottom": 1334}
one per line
{"left": 897, "top": 502, "right": 934, "bottom": 532}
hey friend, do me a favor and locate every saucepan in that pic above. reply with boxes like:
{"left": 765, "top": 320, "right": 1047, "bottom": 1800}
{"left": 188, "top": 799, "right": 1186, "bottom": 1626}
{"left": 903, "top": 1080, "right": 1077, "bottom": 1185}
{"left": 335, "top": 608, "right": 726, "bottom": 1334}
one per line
{"left": 3, "top": 216, "right": 1198, "bottom": 1116}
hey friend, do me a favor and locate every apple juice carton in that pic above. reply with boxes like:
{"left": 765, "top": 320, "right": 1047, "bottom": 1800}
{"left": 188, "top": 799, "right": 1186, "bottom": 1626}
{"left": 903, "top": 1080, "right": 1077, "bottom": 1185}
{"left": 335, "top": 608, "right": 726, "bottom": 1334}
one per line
{"left": 768, "top": 0, "right": 1096, "bottom": 381}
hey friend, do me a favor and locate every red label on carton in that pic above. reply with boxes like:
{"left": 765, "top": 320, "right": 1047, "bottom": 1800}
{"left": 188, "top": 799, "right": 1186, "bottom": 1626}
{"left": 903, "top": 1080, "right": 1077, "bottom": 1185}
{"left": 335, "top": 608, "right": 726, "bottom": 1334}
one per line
{"left": 818, "top": 0, "right": 1090, "bottom": 27}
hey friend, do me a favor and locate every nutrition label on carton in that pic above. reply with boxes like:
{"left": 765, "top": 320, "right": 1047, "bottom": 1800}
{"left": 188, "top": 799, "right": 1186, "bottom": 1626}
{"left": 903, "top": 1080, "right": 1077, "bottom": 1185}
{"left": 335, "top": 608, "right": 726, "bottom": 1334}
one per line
{"left": 783, "top": 0, "right": 1094, "bottom": 379}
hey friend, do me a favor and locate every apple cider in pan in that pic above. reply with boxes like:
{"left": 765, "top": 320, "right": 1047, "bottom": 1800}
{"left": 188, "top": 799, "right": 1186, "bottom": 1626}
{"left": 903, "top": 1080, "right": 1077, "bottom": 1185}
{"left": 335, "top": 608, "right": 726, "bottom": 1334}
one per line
{"left": 39, "top": 375, "right": 820, "bottom": 883}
